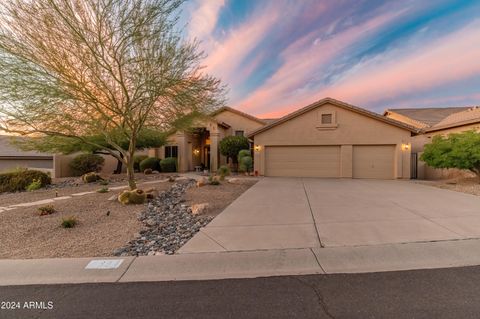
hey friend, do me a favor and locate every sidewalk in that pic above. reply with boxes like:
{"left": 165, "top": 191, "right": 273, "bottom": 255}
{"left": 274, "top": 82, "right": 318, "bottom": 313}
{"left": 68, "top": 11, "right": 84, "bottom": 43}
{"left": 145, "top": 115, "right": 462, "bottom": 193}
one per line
{"left": 3, "top": 238, "right": 480, "bottom": 286}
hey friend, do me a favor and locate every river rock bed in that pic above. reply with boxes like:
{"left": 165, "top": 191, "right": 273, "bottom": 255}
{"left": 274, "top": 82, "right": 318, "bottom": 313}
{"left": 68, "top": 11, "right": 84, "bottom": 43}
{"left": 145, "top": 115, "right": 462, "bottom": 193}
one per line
{"left": 113, "top": 179, "right": 213, "bottom": 256}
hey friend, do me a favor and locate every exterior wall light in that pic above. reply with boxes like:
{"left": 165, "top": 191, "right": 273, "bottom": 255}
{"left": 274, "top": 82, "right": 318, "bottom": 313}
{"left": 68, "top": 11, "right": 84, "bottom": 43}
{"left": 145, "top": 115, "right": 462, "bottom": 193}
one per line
{"left": 254, "top": 145, "right": 262, "bottom": 152}
{"left": 193, "top": 149, "right": 200, "bottom": 156}
{"left": 401, "top": 143, "right": 410, "bottom": 151}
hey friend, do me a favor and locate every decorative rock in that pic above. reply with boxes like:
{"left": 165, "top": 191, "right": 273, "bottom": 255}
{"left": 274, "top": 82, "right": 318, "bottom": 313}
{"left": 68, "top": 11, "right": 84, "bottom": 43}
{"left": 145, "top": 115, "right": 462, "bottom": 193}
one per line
{"left": 107, "top": 194, "right": 118, "bottom": 201}
{"left": 196, "top": 177, "right": 208, "bottom": 187}
{"left": 144, "top": 168, "right": 153, "bottom": 175}
{"left": 175, "top": 176, "right": 189, "bottom": 181}
{"left": 152, "top": 170, "right": 160, "bottom": 174}
{"left": 145, "top": 188, "right": 159, "bottom": 200}
{"left": 191, "top": 203, "right": 210, "bottom": 215}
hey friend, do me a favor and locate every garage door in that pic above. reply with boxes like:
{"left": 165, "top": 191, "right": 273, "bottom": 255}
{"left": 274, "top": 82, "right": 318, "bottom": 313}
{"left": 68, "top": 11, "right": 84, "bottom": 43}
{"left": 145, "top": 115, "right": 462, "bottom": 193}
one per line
{"left": 353, "top": 145, "right": 395, "bottom": 179}
{"left": 265, "top": 146, "right": 340, "bottom": 177}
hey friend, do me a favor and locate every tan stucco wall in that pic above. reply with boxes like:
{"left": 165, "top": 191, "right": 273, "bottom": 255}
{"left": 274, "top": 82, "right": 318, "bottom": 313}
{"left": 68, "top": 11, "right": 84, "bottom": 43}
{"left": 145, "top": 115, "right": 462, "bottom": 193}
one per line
{"left": 253, "top": 103, "right": 412, "bottom": 179}
{"left": 0, "top": 158, "right": 53, "bottom": 173}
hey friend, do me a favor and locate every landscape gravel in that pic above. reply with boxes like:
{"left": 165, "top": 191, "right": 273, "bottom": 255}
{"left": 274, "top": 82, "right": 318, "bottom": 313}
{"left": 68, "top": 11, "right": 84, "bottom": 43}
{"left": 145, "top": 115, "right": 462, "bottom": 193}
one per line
{"left": 114, "top": 179, "right": 214, "bottom": 256}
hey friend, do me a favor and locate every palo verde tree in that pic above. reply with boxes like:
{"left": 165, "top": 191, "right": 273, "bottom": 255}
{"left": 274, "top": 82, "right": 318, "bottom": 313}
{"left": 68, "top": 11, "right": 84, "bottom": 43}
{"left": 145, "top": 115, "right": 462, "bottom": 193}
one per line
{"left": 421, "top": 131, "right": 480, "bottom": 182}
{"left": 0, "top": 0, "right": 225, "bottom": 189}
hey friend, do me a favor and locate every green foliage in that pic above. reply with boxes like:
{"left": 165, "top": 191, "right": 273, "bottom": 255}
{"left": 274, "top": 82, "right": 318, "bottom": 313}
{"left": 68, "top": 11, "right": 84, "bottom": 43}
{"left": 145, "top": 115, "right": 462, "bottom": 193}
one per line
{"left": 219, "top": 136, "right": 250, "bottom": 164}
{"left": 139, "top": 157, "right": 160, "bottom": 172}
{"left": 218, "top": 165, "right": 230, "bottom": 180}
{"left": 38, "top": 205, "right": 55, "bottom": 216}
{"left": 61, "top": 216, "right": 77, "bottom": 228}
{"left": 69, "top": 154, "right": 105, "bottom": 176}
{"left": 239, "top": 156, "right": 253, "bottom": 173}
{"left": 238, "top": 149, "right": 251, "bottom": 162}
{"left": 133, "top": 155, "right": 149, "bottom": 172}
{"left": 97, "top": 187, "right": 109, "bottom": 193}
{"left": 82, "top": 172, "right": 102, "bottom": 183}
{"left": 160, "top": 157, "right": 177, "bottom": 172}
{"left": 0, "top": 169, "right": 51, "bottom": 193}
{"left": 421, "top": 131, "right": 480, "bottom": 178}
{"left": 26, "top": 178, "right": 43, "bottom": 191}
{"left": 99, "top": 179, "right": 110, "bottom": 186}
{"left": 118, "top": 189, "right": 147, "bottom": 205}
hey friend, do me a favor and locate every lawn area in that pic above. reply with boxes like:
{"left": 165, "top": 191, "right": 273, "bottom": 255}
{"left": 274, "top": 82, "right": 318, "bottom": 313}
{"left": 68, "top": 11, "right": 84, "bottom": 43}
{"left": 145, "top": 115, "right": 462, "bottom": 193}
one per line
{"left": 0, "top": 174, "right": 257, "bottom": 259}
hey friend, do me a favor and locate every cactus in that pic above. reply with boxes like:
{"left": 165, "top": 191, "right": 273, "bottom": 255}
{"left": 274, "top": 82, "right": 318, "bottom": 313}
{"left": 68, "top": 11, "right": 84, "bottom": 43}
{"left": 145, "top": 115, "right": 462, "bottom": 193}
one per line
{"left": 118, "top": 189, "right": 147, "bottom": 205}
{"left": 82, "top": 172, "right": 102, "bottom": 183}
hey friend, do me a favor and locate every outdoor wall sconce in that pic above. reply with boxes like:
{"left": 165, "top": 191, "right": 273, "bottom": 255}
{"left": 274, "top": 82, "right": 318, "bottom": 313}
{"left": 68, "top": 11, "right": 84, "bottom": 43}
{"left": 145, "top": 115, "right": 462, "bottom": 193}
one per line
{"left": 193, "top": 149, "right": 200, "bottom": 156}
{"left": 401, "top": 143, "right": 410, "bottom": 151}
{"left": 254, "top": 145, "right": 261, "bottom": 152}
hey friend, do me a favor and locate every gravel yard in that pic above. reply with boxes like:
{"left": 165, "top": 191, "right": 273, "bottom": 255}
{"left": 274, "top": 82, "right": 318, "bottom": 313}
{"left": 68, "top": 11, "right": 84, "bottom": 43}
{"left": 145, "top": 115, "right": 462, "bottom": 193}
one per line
{"left": 0, "top": 175, "right": 256, "bottom": 259}
{"left": 416, "top": 177, "right": 480, "bottom": 196}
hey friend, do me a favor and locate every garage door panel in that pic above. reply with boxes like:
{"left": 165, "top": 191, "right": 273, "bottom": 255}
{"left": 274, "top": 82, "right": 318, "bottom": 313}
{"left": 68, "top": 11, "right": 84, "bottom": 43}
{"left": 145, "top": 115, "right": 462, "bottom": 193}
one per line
{"left": 353, "top": 145, "right": 394, "bottom": 179}
{"left": 265, "top": 146, "right": 340, "bottom": 177}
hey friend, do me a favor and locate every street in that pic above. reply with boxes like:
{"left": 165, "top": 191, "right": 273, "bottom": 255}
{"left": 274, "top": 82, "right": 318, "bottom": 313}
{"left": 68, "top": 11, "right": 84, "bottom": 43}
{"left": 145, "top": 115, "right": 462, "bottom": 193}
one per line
{"left": 1, "top": 265, "right": 479, "bottom": 319}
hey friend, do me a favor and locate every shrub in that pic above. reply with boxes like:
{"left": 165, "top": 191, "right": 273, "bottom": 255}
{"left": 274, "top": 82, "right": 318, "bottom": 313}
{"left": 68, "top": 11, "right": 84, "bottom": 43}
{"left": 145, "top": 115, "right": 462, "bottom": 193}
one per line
{"left": 61, "top": 216, "right": 77, "bottom": 228}
{"left": 218, "top": 165, "right": 230, "bottom": 180}
{"left": 99, "top": 179, "right": 109, "bottom": 186}
{"left": 133, "top": 154, "right": 149, "bottom": 172}
{"left": 26, "top": 179, "right": 43, "bottom": 191}
{"left": 219, "top": 136, "right": 250, "bottom": 166}
{"left": 239, "top": 156, "right": 253, "bottom": 173}
{"left": 208, "top": 175, "right": 221, "bottom": 185}
{"left": 82, "top": 172, "right": 102, "bottom": 183}
{"left": 139, "top": 157, "right": 160, "bottom": 172}
{"left": 238, "top": 149, "right": 251, "bottom": 162}
{"left": 69, "top": 154, "right": 105, "bottom": 176}
{"left": 97, "top": 187, "right": 109, "bottom": 193}
{"left": 0, "top": 169, "right": 51, "bottom": 193}
{"left": 118, "top": 189, "right": 147, "bottom": 205}
{"left": 160, "top": 157, "right": 177, "bottom": 172}
{"left": 38, "top": 205, "right": 56, "bottom": 216}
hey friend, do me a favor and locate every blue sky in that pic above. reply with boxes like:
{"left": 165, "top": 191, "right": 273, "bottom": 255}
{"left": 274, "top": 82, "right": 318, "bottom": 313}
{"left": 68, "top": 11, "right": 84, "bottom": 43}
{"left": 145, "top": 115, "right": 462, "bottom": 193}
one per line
{"left": 182, "top": 0, "right": 480, "bottom": 118}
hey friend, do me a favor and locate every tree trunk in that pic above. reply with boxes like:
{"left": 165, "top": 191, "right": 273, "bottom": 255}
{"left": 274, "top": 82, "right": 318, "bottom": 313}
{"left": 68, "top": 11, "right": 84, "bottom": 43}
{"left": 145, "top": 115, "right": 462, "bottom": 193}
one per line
{"left": 126, "top": 155, "right": 137, "bottom": 190}
{"left": 114, "top": 153, "right": 124, "bottom": 174}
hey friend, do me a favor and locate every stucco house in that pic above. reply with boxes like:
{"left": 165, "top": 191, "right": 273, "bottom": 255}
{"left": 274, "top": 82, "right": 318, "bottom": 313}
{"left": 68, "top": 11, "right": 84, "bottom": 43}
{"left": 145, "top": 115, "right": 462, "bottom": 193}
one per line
{"left": 147, "top": 107, "right": 267, "bottom": 173}
{"left": 248, "top": 98, "right": 418, "bottom": 179}
{"left": 385, "top": 106, "right": 480, "bottom": 179}
{"left": 0, "top": 135, "right": 54, "bottom": 173}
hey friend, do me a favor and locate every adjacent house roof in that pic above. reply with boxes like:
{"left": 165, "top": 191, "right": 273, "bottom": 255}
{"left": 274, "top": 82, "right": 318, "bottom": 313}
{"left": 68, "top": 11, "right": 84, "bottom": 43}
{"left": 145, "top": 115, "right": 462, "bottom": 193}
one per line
{"left": 385, "top": 106, "right": 480, "bottom": 133}
{"left": 212, "top": 106, "right": 267, "bottom": 125}
{"left": 384, "top": 107, "right": 471, "bottom": 127}
{"left": 0, "top": 135, "right": 53, "bottom": 159}
{"left": 248, "top": 97, "right": 420, "bottom": 138}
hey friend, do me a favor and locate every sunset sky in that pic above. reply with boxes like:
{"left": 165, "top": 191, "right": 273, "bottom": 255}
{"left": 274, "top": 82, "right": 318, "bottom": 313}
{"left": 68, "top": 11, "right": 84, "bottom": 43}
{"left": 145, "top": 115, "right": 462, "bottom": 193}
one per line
{"left": 182, "top": 0, "right": 480, "bottom": 118}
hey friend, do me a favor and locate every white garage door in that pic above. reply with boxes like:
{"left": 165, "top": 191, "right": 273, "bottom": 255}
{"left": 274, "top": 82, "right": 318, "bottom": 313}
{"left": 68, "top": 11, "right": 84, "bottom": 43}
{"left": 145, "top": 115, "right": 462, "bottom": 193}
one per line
{"left": 265, "top": 146, "right": 341, "bottom": 177}
{"left": 353, "top": 145, "right": 395, "bottom": 179}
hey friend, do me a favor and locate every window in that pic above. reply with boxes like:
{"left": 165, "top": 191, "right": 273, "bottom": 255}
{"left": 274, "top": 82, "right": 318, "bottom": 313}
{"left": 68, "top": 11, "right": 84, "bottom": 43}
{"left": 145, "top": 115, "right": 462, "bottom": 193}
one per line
{"left": 235, "top": 130, "right": 244, "bottom": 136}
{"left": 165, "top": 146, "right": 178, "bottom": 158}
{"left": 321, "top": 113, "right": 332, "bottom": 124}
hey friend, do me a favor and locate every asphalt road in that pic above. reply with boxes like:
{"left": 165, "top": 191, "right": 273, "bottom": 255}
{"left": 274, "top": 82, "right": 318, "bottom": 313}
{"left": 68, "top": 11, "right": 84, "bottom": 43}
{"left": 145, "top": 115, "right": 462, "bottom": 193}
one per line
{"left": 2, "top": 265, "right": 480, "bottom": 319}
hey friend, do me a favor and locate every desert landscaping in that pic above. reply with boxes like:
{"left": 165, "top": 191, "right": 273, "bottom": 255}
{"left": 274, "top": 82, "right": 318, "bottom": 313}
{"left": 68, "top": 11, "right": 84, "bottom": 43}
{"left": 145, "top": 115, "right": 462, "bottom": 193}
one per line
{"left": 0, "top": 173, "right": 256, "bottom": 259}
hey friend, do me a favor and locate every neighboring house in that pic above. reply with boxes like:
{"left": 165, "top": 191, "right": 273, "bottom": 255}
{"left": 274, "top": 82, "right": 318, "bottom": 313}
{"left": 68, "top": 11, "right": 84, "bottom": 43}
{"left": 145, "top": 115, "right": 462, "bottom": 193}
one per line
{"left": 249, "top": 98, "right": 418, "bottom": 179}
{"left": 0, "top": 135, "right": 54, "bottom": 173}
{"left": 385, "top": 106, "right": 480, "bottom": 179}
{"left": 148, "top": 107, "right": 267, "bottom": 172}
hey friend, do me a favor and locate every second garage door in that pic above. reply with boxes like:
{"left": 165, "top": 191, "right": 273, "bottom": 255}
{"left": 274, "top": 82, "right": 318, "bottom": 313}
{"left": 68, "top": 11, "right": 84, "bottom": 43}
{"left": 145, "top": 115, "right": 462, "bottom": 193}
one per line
{"left": 265, "top": 146, "right": 340, "bottom": 177}
{"left": 353, "top": 145, "right": 395, "bottom": 179}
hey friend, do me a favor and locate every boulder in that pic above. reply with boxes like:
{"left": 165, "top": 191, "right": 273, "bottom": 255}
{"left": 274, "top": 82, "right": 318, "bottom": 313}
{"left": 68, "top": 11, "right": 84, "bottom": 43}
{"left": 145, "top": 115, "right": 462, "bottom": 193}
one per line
{"left": 196, "top": 177, "right": 208, "bottom": 187}
{"left": 145, "top": 188, "right": 159, "bottom": 199}
{"left": 191, "top": 203, "right": 210, "bottom": 215}
{"left": 144, "top": 168, "right": 153, "bottom": 175}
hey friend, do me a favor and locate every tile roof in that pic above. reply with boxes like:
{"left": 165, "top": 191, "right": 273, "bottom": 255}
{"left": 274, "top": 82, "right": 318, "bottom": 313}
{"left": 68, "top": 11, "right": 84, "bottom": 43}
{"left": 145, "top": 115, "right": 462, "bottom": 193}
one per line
{"left": 385, "top": 107, "right": 471, "bottom": 127}
{"left": 426, "top": 107, "right": 480, "bottom": 132}
{"left": 0, "top": 135, "right": 53, "bottom": 158}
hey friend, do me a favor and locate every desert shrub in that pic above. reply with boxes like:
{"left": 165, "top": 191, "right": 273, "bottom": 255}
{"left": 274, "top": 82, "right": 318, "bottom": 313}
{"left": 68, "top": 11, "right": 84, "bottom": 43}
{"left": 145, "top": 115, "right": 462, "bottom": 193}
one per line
{"left": 38, "top": 205, "right": 56, "bottom": 216}
{"left": 237, "top": 149, "right": 251, "bottom": 162}
{"left": 219, "top": 136, "right": 250, "bottom": 166}
{"left": 26, "top": 179, "right": 43, "bottom": 191}
{"left": 160, "top": 157, "right": 177, "bottom": 172}
{"left": 82, "top": 172, "right": 102, "bottom": 183}
{"left": 99, "top": 179, "right": 109, "bottom": 186}
{"left": 133, "top": 154, "right": 149, "bottom": 172}
{"left": 61, "top": 216, "right": 77, "bottom": 228}
{"left": 208, "top": 175, "right": 221, "bottom": 185}
{"left": 118, "top": 189, "right": 147, "bottom": 205}
{"left": 218, "top": 165, "right": 230, "bottom": 180}
{"left": 139, "top": 157, "right": 160, "bottom": 172}
{"left": 69, "top": 154, "right": 105, "bottom": 176}
{"left": 97, "top": 187, "right": 109, "bottom": 193}
{"left": 0, "top": 169, "right": 51, "bottom": 193}
{"left": 239, "top": 155, "right": 253, "bottom": 173}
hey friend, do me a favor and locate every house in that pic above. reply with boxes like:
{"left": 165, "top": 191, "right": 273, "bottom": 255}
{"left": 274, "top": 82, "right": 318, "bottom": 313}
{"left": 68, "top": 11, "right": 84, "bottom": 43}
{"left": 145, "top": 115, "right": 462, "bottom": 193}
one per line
{"left": 148, "top": 107, "right": 267, "bottom": 172}
{"left": 385, "top": 106, "right": 480, "bottom": 179}
{"left": 0, "top": 135, "right": 54, "bottom": 173}
{"left": 248, "top": 98, "right": 418, "bottom": 179}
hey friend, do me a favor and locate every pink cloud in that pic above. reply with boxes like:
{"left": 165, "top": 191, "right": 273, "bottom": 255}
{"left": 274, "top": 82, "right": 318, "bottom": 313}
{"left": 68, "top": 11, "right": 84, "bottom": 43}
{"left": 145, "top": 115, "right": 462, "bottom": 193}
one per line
{"left": 235, "top": 9, "right": 406, "bottom": 113}
{"left": 188, "top": 0, "right": 225, "bottom": 42}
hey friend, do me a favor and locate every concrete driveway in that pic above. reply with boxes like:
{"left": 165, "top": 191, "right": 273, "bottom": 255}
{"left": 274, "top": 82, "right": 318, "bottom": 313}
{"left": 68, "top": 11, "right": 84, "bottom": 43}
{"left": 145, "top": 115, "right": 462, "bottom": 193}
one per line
{"left": 179, "top": 178, "right": 480, "bottom": 253}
